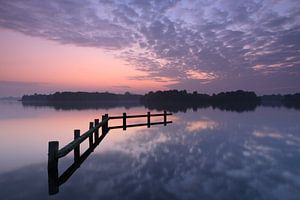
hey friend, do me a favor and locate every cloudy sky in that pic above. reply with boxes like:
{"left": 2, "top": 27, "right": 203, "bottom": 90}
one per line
{"left": 0, "top": 0, "right": 299, "bottom": 96}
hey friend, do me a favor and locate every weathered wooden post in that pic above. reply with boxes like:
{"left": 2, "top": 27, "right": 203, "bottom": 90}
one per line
{"left": 102, "top": 115, "right": 105, "bottom": 135}
{"left": 48, "top": 141, "right": 59, "bottom": 195}
{"left": 89, "top": 122, "right": 93, "bottom": 148}
{"left": 105, "top": 114, "right": 109, "bottom": 133}
{"left": 164, "top": 110, "right": 167, "bottom": 126}
{"left": 123, "top": 112, "right": 126, "bottom": 130}
{"left": 94, "top": 119, "right": 99, "bottom": 141}
{"left": 147, "top": 112, "right": 150, "bottom": 128}
{"left": 102, "top": 114, "right": 109, "bottom": 135}
{"left": 74, "top": 129, "right": 80, "bottom": 162}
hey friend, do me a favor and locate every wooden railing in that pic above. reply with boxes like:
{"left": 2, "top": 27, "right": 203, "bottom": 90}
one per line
{"left": 48, "top": 111, "right": 172, "bottom": 195}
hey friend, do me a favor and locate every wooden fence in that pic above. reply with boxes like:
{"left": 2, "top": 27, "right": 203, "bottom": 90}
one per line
{"left": 48, "top": 111, "right": 172, "bottom": 195}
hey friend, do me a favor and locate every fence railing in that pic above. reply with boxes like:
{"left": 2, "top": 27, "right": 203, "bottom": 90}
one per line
{"left": 48, "top": 111, "right": 172, "bottom": 195}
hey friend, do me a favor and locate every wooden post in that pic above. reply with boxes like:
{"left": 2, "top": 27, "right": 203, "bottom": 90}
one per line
{"left": 164, "top": 110, "right": 167, "bottom": 126}
{"left": 48, "top": 141, "right": 59, "bottom": 195}
{"left": 147, "top": 112, "right": 150, "bottom": 128}
{"left": 105, "top": 114, "right": 109, "bottom": 133}
{"left": 123, "top": 112, "right": 126, "bottom": 130}
{"left": 102, "top": 114, "right": 109, "bottom": 135}
{"left": 94, "top": 119, "right": 99, "bottom": 141}
{"left": 102, "top": 115, "right": 105, "bottom": 135}
{"left": 74, "top": 129, "right": 80, "bottom": 162}
{"left": 89, "top": 122, "right": 93, "bottom": 148}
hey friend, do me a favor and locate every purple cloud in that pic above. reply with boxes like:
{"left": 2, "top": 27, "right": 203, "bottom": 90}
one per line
{"left": 0, "top": 0, "right": 299, "bottom": 93}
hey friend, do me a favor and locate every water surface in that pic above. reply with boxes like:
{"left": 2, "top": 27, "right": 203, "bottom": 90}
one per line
{"left": 0, "top": 101, "right": 300, "bottom": 199}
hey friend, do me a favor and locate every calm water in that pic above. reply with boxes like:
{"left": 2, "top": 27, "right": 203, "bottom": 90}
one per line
{"left": 0, "top": 101, "right": 300, "bottom": 199}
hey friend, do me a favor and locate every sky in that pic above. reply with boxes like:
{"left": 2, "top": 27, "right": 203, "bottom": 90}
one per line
{"left": 0, "top": 0, "right": 299, "bottom": 97}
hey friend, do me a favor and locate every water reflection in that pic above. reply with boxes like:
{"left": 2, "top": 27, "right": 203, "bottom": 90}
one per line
{"left": 185, "top": 118, "right": 218, "bottom": 132}
{"left": 0, "top": 103, "right": 300, "bottom": 199}
{"left": 22, "top": 100, "right": 259, "bottom": 113}
{"left": 22, "top": 101, "right": 141, "bottom": 110}
{"left": 253, "top": 130, "right": 284, "bottom": 139}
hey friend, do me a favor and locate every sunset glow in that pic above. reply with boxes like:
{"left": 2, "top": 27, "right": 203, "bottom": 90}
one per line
{"left": 0, "top": 0, "right": 299, "bottom": 96}
{"left": 0, "top": 29, "right": 167, "bottom": 96}
{"left": 0, "top": 2, "right": 300, "bottom": 199}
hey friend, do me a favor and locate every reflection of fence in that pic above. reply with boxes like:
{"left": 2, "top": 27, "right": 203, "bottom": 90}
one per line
{"left": 48, "top": 111, "right": 172, "bottom": 195}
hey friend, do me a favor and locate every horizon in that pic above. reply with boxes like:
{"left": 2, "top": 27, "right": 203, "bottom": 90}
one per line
{"left": 2, "top": 89, "right": 299, "bottom": 99}
{"left": 1, "top": 1, "right": 300, "bottom": 97}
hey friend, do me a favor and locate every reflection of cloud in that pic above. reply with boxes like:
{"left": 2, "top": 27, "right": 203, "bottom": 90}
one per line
{"left": 1, "top": 109, "right": 300, "bottom": 199}
{"left": 117, "top": 131, "right": 170, "bottom": 157}
{"left": 244, "top": 141, "right": 277, "bottom": 162}
{"left": 253, "top": 128, "right": 300, "bottom": 147}
{"left": 185, "top": 119, "right": 218, "bottom": 132}
{"left": 1, "top": 118, "right": 300, "bottom": 199}
{"left": 253, "top": 130, "right": 283, "bottom": 139}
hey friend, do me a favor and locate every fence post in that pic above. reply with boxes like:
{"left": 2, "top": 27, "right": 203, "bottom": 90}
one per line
{"left": 102, "top": 115, "right": 105, "bottom": 135}
{"left": 105, "top": 114, "right": 109, "bottom": 133}
{"left": 74, "top": 129, "right": 80, "bottom": 162}
{"left": 94, "top": 119, "right": 99, "bottom": 141}
{"left": 102, "top": 114, "right": 109, "bottom": 135}
{"left": 123, "top": 112, "right": 126, "bottom": 130}
{"left": 89, "top": 122, "right": 93, "bottom": 148}
{"left": 48, "top": 141, "right": 59, "bottom": 195}
{"left": 164, "top": 110, "right": 167, "bottom": 126}
{"left": 147, "top": 112, "right": 150, "bottom": 128}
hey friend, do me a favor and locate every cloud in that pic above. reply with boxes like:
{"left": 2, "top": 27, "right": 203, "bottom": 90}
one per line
{"left": 112, "top": 85, "right": 131, "bottom": 89}
{"left": 0, "top": 80, "right": 42, "bottom": 87}
{"left": 0, "top": 0, "right": 135, "bottom": 49}
{"left": 186, "top": 70, "right": 218, "bottom": 81}
{"left": 0, "top": 80, "right": 60, "bottom": 97}
{"left": 0, "top": 0, "right": 299, "bottom": 93}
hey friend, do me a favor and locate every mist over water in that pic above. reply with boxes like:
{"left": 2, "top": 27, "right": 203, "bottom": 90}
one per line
{"left": 0, "top": 101, "right": 300, "bottom": 199}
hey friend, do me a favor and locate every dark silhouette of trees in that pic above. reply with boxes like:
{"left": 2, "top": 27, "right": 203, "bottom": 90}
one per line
{"left": 141, "top": 90, "right": 260, "bottom": 112}
{"left": 22, "top": 92, "right": 142, "bottom": 102}
{"left": 283, "top": 93, "right": 300, "bottom": 109}
{"left": 259, "top": 93, "right": 300, "bottom": 109}
{"left": 21, "top": 90, "right": 299, "bottom": 112}
{"left": 22, "top": 92, "right": 142, "bottom": 110}
{"left": 260, "top": 94, "right": 284, "bottom": 107}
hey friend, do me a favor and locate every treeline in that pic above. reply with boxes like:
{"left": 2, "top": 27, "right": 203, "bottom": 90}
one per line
{"left": 142, "top": 90, "right": 259, "bottom": 103}
{"left": 21, "top": 90, "right": 300, "bottom": 112}
{"left": 22, "top": 91, "right": 141, "bottom": 102}
{"left": 260, "top": 93, "right": 300, "bottom": 109}
{"left": 22, "top": 92, "right": 142, "bottom": 110}
{"left": 142, "top": 90, "right": 300, "bottom": 112}
{"left": 141, "top": 90, "right": 260, "bottom": 112}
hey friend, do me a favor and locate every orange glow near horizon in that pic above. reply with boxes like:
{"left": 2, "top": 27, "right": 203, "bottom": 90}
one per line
{"left": 0, "top": 29, "right": 166, "bottom": 95}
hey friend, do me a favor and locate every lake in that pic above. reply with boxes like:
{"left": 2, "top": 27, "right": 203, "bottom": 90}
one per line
{"left": 0, "top": 101, "right": 300, "bottom": 200}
